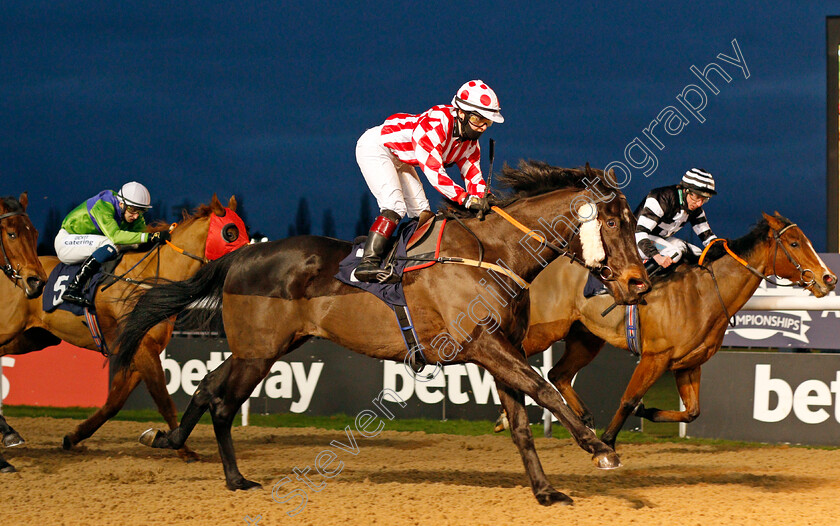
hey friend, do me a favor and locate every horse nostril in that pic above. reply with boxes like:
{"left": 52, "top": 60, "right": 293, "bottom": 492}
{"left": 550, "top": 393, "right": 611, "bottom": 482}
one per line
{"left": 825, "top": 274, "right": 837, "bottom": 287}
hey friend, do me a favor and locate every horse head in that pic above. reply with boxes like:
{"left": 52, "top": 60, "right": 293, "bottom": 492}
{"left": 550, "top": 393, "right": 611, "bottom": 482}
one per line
{"left": 0, "top": 193, "right": 47, "bottom": 298}
{"left": 582, "top": 164, "right": 650, "bottom": 304}
{"left": 496, "top": 161, "right": 650, "bottom": 305}
{"left": 763, "top": 212, "right": 836, "bottom": 297}
{"left": 164, "top": 194, "right": 248, "bottom": 265}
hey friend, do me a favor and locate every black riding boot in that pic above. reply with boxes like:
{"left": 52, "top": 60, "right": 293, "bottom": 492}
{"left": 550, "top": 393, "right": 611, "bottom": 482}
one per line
{"left": 355, "top": 210, "right": 400, "bottom": 283}
{"left": 62, "top": 256, "right": 102, "bottom": 307}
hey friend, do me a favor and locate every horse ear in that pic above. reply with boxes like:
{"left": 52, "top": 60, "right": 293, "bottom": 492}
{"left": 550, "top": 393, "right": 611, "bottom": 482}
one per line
{"left": 763, "top": 212, "right": 783, "bottom": 230}
{"left": 19, "top": 192, "right": 28, "bottom": 210}
{"left": 228, "top": 196, "right": 237, "bottom": 212}
{"left": 210, "top": 194, "right": 225, "bottom": 216}
{"left": 584, "top": 162, "right": 592, "bottom": 174}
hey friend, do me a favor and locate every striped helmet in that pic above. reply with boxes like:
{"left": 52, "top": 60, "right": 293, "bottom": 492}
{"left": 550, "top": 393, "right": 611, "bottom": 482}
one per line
{"left": 452, "top": 80, "right": 504, "bottom": 123}
{"left": 680, "top": 168, "right": 716, "bottom": 197}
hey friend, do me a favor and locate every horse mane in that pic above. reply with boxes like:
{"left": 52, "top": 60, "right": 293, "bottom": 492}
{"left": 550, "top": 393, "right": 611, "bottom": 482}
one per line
{"left": 146, "top": 203, "right": 218, "bottom": 233}
{"left": 0, "top": 196, "right": 24, "bottom": 214}
{"left": 442, "top": 160, "right": 605, "bottom": 218}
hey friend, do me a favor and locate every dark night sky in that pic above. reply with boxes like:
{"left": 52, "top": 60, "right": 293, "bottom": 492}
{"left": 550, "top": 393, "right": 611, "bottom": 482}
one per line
{"left": 3, "top": 2, "right": 838, "bottom": 249}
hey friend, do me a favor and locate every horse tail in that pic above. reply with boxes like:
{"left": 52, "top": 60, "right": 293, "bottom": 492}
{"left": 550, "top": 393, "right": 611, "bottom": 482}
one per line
{"left": 113, "top": 253, "right": 238, "bottom": 371}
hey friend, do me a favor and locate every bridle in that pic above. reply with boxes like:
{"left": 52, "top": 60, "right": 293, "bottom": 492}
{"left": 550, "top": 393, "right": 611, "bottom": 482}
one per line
{"left": 699, "top": 223, "right": 816, "bottom": 288}
{"left": 0, "top": 209, "right": 29, "bottom": 284}
{"left": 698, "top": 222, "right": 818, "bottom": 326}
{"left": 490, "top": 205, "right": 616, "bottom": 281}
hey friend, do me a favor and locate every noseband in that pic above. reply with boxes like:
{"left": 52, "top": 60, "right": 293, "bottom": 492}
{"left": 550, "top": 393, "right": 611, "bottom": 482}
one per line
{"left": 771, "top": 223, "right": 817, "bottom": 288}
{"left": 0, "top": 209, "right": 28, "bottom": 282}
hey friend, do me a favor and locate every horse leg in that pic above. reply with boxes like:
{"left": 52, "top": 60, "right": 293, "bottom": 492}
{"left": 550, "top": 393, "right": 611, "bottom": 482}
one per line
{"left": 475, "top": 336, "right": 620, "bottom": 471}
{"left": 0, "top": 413, "right": 25, "bottom": 448}
{"left": 600, "top": 353, "right": 670, "bottom": 449}
{"left": 547, "top": 322, "right": 606, "bottom": 430}
{"left": 63, "top": 367, "right": 143, "bottom": 450}
{"left": 136, "top": 345, "right": 200, "bottom": 462}
{"left": 634, "top": 366, "right": 701, "bottom": 423}
{"left": 495, "top": 380, "right": 573, "bottom": 506}
{"left": 139, "top": 358, "right": 231, "bottom": 450}
{"left": 207, "top": 356, "right": 275, "bottom": 490}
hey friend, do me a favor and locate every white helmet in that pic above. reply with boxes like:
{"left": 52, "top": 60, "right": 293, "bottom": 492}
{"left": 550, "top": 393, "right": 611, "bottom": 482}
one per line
{"left": 452, "top": 80, "right": 504, "bottom": 123}
{"left": 118, "top": 181, "right": 152, "bottom": 209}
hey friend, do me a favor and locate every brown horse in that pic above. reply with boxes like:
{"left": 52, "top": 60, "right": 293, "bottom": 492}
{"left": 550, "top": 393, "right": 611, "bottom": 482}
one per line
{"left": 521, "top": 212, "right": 836, "bottom": 449}
{"left": 0, "top": 194, "right": 48, "bottom": 473}
{"left": 0, "top": 194, "right": 247, "bottom": 472}
{"left": 114, "top": 162, "right": 650, "bottom": 505}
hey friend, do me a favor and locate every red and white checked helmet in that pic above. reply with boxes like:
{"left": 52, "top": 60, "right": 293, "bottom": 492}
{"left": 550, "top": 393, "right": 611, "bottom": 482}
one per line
{"left": 452, "top": 80, "right": 504, "bottom": 123}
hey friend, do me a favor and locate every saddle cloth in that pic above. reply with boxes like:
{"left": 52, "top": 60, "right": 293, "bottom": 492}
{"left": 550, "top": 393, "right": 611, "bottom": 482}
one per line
{"left": 43, "top": 259, "right": 118, "bottom": 315}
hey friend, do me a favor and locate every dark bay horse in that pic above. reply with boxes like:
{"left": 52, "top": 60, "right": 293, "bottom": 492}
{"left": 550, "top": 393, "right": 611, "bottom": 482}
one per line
{"left": 115, "top": 162, "right": 650, "bottom": 505}
{"left": 0, "top": 195, "right": 247, "bottom": 471}
{"left": 0, "top": 194, "right": 47, "bottom": 473}
{"left": 521, "top": 212, "right": 836, "bottom": 449}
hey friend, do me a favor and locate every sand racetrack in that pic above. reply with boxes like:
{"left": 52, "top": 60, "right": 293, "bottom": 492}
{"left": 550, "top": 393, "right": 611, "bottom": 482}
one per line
{"left": 1, "top": 417, "right": 838, "bottom": 525}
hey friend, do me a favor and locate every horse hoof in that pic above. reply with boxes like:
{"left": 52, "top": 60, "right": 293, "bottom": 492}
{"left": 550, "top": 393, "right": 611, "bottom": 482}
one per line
{"left": 227, "top": 479, "right": 263, "bottom": 491}
{"left": 62, "top": 435, "right": 75, "bottom": 450}
{"left": 535, "top": 489, "right": 574, "bottom": 506}
{"left": 0, "top": 463, "right": 16, "bottom": 473}
{"left": 3, "top": 432, "right": 25, "bottom": 448}
{"left": 493, "top": 413, "right": 510, "bottom": 433}
{"left": 593, "top": 451, "right": 622, "bottom": 470}
{"left": 139, "top": 428, "right": 164, "bottom": 448}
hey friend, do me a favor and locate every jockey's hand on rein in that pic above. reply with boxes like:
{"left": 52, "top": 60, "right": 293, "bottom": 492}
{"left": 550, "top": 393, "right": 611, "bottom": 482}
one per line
{"left": 149, "top": 231, "right": 171, "bottom": 245}
{"left": 465, "top": 195, "right": 491, "bottom": 220}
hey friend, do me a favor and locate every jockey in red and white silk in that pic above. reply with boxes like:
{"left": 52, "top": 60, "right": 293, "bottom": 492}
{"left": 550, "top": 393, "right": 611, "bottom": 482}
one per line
{"left": 381, "top": 105, "right": 485, "bottom": 206}
{"left": 354, "top": 80, "right": 503, "bottom": 283}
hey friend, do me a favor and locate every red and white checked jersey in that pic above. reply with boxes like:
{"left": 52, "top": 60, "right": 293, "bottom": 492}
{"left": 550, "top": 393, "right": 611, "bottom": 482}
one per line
{"left": 380, "top": 105, "right": 485, "bottom": 205}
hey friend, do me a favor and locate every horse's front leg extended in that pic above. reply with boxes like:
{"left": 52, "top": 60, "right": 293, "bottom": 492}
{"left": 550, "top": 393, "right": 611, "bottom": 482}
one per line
{"left": 473, "top": 335, "right": 620, "bottom": 469}
{"left": 495, "top": 380, "right": 573, "bottom": 506}
{"left": 601, "top": 353, "right": 670, "bottom": 449}
{"left": 634, "top": 366, "right": 701, "bottom": 423}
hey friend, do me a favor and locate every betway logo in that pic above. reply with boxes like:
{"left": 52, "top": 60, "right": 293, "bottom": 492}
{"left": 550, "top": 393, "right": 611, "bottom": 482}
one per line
{"left": 383, "top": 361, "right": 550, "bottom": 406}
{"left": 753, "top": 364, "right": 840, "bottom": 424}
{"left": 160, "top": 350, "right": 323, "bottom": 413}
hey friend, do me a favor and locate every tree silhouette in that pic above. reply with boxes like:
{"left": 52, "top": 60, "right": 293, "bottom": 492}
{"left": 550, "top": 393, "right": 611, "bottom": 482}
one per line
{"left": 354, "top": 193, "right": 375, "bottom": 236}
{"left": 289, "top": 197, "right": 311, "bottom": 236}
{"left": 322, "top": 209, "right": 336, "bottom": 238}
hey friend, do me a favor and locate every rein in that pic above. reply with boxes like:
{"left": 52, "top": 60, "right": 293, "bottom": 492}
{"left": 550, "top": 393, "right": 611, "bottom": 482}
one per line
{"left": 491, "top": 205, "right": 613, "bottom": 280}
{"left": 0, "top": 209, "right": 28, "bottom": 283}
{"left": 698, "top": 223, "right": 813, "bottom": 327}
{"left": 101, "top": 223, "right": 207, "bottom": 291}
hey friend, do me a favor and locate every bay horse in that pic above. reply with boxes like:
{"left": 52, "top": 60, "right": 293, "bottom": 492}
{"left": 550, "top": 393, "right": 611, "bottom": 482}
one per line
{"left": 115, "top": 162, "right": 650, "bottom": 505}
{"left": 0, "top": 194, "right": 247, "bottom": 472}
{"left": 0, "top": 193, "right": 47, "bottom": 473}
{"left": 521, "top": 212, "right": 836, "bottom": 449}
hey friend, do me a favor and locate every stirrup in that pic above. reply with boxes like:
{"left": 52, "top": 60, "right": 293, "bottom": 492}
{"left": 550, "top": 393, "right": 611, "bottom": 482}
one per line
{"left": 62, "top": 291, "right": 92, "bottom": 308}
{"left": 373, "top": 265, "right": 400, "bottom": 284}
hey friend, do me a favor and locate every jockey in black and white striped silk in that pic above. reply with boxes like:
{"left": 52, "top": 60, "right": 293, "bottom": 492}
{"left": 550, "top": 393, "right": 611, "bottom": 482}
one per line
{"left": 634, "top": 168, "right": 718, "bottom": 274}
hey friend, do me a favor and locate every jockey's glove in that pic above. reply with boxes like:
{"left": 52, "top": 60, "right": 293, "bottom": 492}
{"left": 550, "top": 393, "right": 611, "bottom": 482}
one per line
{"left": 149, "top": 231, "right": 171, "bottom": 245}
{"left": 465, "top": 195, "right": 490, "bottom": 214}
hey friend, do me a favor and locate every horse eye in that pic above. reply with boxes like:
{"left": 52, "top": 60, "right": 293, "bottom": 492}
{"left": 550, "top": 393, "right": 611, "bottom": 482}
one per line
{"left": 790, "top": 241, "right": 799, "bottom": 248}
{"left": 7, "top": 231, "right": 16, "bottom": 239}
{"left": 222, "top": 224, "right": 239, "bottom": 242}
{"left": 606, "top": 220, "right": 617, "bottom": 228}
